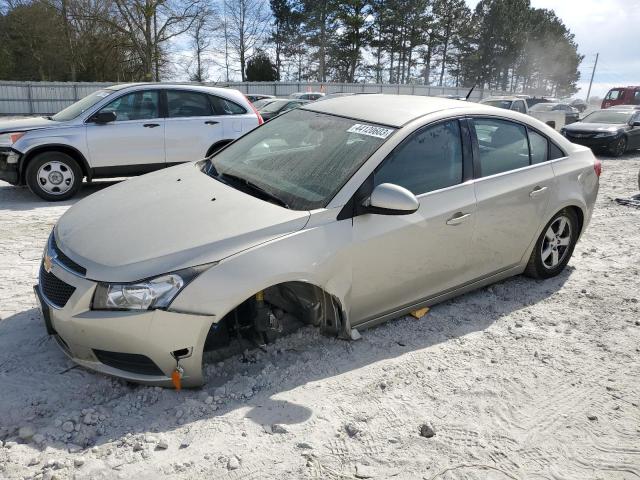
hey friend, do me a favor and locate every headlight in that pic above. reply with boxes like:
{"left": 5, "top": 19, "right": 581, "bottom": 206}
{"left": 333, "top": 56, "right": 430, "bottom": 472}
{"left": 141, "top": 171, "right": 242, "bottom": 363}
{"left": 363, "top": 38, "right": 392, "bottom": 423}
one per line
{"left": 593, "top": 131, "right": 619, "bottom": 138}
{"left": 0, "top": 132, "right": 26, "bottom": 147}
{"left": 92, "top": 264, "right": 213, "bottom": 311}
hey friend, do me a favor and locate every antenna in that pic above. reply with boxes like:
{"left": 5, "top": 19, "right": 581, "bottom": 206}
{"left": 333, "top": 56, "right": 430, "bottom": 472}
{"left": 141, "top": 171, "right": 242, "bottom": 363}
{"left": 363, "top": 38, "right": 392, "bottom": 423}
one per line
{"left": 465, "top": 83, "right": 476, "bottom": 101}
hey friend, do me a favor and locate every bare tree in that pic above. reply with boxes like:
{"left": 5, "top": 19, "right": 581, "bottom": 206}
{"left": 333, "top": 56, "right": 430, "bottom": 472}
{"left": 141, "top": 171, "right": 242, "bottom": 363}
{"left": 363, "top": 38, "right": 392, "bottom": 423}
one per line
{"left": 223, "top": 0, "right": 270, "bottom": 81}
{"left": 186, "top": 4, "right": 219, "bottom": 82}
{"left": 88, "top": 0, "right": 202, "bottom": 81}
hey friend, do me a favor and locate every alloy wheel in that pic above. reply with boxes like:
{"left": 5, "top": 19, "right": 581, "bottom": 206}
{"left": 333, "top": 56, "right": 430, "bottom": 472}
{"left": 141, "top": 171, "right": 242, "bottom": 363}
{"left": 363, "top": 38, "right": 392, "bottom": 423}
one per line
{"left": 541, "top": 215, "right": 572, "bottom": 269}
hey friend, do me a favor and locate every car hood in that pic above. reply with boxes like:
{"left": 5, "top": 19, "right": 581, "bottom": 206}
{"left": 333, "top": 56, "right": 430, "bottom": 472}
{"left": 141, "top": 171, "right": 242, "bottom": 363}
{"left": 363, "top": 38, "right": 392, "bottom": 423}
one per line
{"left": 55, "top": 163, "right": 310, "bottom": 282}
{"left": 564, "top": 122, "right": 626, "bottom": 133}
{"left": 0, "top": 116, "right": 59, "bottom": 133}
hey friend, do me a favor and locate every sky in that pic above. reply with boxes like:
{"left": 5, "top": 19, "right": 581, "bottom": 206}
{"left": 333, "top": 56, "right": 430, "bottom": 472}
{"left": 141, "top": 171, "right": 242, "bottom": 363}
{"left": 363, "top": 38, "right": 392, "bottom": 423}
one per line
{"left": 464, "top": 0, "right": 640, "bottom": 99}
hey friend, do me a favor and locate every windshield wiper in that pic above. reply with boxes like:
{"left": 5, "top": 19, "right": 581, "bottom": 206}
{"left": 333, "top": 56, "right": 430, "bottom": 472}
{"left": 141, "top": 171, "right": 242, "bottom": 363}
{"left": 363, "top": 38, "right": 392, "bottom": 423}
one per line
{"left": 220, "top": 173, "right": 290, "bottom": 209}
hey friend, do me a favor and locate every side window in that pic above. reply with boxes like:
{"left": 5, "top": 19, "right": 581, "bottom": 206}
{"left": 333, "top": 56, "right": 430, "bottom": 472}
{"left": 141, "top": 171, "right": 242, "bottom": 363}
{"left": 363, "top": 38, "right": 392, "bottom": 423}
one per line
{"left": 606, "top": 89, "right": 622, "bottom": 100}
{"left": 472, "top": 118, "right": 529, "bottom": 176}
{"left": 512, "top": 101, "right": 527, "bottom": 113}
{"left": 633, "top": 91, "right": 640, "bottom": 105}
{"left": 528, "top": 128, "right": 548, "bottom": 164}
{"left": 549, "top": 142, "right": 565, "bottom": 160}
{"left": 209, "top": 96, "right": 247, "bottom": 115}
{"left": 100, "top": 90, "right": 159, "bottom": 121}
{"left": 374, "top": 120, "right": 463, "bottom": 195}
{"left": 167, "top": 90, "right": 213, "bottom": 117}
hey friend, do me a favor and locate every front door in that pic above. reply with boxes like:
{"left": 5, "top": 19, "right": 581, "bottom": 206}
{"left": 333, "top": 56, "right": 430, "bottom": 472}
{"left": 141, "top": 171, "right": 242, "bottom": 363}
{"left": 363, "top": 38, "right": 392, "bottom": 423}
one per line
{"left": 350, "top": 119, "right": 477, "bottom": 323}
{"left": 86, "top": 89, "right": 165, "bottom": 172}
{"left": 469, "top": 118, "right": 554, "bottom": 276}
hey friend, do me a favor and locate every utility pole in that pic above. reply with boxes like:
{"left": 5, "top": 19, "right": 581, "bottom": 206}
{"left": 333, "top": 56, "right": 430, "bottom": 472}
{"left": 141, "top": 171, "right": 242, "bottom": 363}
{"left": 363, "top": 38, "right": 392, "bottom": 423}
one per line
{"left": 586, "top": 53, "right": 599, "bottom": 102}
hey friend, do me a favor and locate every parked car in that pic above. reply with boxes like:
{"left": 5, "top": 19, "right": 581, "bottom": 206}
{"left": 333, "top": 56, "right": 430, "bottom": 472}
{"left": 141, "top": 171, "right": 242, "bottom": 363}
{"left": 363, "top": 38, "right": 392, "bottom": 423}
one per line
{"left": 0, "top": 83, "right": 261, "bottom": 200}
{"left": 570, "top": 98, "right": 588, "bottom": 113}
{"left": 526, "top": 97, "right": 560, "bottom": 108}
{"left": 479, "top": 96, "right": 529, "bottom": 113}
{"left": 35, "top": 94, "right": 599, "bottom": 386}
{"left": 290, "top": 92, "right": 325, "bottom": 101}
{"left": 246, "top": 94, "right": 275, "bottom": 103}
{"left": 258, "top": 98, "right": 309, "bottom": 121}
{"left": 602, "top": 86, "right": 640, "bottom": 109}
{"left": 561, "top": 109, "right": 640, "bottom": 156}
{"left": 529, "top": 102, "right": 580, "bottom": 125}
{"left": 252, "top": 98, "right": 278, "bottom": 109}
{"left": 480, "top": 96, "right": 565, "bottom": 129}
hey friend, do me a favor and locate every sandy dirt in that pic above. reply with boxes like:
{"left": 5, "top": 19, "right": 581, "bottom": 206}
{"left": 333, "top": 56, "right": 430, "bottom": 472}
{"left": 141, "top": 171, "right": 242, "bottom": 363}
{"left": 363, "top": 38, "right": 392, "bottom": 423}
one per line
{"left": 0, "top": 153, "right": 639, "bottom": 480}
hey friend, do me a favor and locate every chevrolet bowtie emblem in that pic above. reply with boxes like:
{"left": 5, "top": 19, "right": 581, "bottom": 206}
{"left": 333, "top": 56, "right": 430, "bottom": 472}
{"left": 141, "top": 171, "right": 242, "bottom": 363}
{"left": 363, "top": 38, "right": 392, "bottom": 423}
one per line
{"left": 43, "top": 253, "right": 53, "bottom": 273}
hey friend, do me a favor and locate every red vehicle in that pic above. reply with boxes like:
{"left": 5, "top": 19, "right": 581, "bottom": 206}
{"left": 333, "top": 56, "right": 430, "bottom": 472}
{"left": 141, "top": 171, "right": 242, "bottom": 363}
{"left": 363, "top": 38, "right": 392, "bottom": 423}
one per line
{"left": 602, "top": 86, "right": 640, "bottom": 109}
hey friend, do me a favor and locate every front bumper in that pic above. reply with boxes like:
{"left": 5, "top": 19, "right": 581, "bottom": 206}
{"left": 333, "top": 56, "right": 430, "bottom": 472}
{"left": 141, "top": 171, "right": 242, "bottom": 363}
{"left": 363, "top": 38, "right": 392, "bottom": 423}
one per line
{"left": 0, "top": 148, "right": 21, "bottom": 184}
{"left": 563, "top": 133, "right": 621, "bottom": 150}
{"left": 34, "top": 257, "right": 214, "bottom": 387}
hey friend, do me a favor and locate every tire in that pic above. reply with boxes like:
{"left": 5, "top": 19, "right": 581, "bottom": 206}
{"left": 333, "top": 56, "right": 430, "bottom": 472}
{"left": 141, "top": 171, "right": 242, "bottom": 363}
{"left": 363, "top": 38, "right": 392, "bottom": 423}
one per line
{"left": 609, "top": 136, "right": 627, "bottom": 157}
{"left": 524, "top": 208, "right": 579, "bottom": 279}
{"left": 25, "top": 151, "right": 82, "bottom": 201}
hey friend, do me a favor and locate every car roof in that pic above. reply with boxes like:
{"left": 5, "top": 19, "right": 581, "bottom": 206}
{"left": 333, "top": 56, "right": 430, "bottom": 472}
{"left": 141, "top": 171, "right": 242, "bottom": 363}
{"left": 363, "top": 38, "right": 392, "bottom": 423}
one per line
{"left": 302, "top": 94, "right": 472, "bottom": 127}
{"left": 102, "top": 83, "right": 250, "bottom": 106}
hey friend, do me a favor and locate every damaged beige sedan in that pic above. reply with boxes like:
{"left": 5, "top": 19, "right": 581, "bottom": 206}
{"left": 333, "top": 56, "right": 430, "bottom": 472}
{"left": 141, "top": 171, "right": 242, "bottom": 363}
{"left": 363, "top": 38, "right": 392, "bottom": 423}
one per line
{"left": 35, "top": 95, "right": 599, "bottom": 387}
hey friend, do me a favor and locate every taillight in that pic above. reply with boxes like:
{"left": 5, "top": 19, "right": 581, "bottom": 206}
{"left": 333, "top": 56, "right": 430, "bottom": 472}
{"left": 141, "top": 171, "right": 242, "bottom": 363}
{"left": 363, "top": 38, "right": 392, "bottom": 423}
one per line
{"left": 245, "top": 96, "right": 264, "bottom": 125}
{"left": 594, "top": 158, "right": 602, "bottom": 177}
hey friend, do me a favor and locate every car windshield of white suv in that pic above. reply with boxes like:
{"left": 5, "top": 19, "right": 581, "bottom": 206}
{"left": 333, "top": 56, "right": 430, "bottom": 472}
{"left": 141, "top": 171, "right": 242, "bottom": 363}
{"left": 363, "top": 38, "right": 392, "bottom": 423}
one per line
{"left": 206, "top": 109, "right": 395, "bottom": 210}
{"left": 482, "top": 100, "right": 513, "bottom": 109}
{"left": 52, "top": 89, "right": 114, "bottom": 122}
{"left": 530, "top": 103, "right": 557, "bottom": 111}
{"left": 582, "top": 110, "right": 633, "bottom": 124}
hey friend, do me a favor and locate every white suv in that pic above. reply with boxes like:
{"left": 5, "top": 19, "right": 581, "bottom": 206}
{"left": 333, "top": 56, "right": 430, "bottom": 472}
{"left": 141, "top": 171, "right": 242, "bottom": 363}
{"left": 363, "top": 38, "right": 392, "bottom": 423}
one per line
{"left": 0, "top": 83, "right": 262, "bottom": 200}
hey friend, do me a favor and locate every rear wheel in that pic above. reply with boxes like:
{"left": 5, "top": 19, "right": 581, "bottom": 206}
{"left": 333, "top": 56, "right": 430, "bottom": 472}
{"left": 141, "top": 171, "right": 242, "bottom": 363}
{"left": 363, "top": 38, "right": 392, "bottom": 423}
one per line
{"left": 25, "top": 151, "right": 82, "bottom": 201}
{"left": 524, "top": 209, "right": 579, "bottom": 279}
{"left": 609, "top": 136, "right": 627, "bottom": 157}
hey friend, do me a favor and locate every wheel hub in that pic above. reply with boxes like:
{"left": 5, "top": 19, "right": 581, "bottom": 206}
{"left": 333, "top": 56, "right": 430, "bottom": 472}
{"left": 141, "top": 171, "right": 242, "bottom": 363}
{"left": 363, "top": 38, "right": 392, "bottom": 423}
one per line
{"left": 48, "top": 171, "right": 63, "bottom": 185}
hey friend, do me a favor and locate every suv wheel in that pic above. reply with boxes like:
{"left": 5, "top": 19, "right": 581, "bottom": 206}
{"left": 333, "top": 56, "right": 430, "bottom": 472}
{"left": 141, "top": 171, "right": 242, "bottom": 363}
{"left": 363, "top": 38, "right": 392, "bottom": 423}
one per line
{"left": 25, "top": 151, "right": 82, "bottom": 201}
{"left": 524, "top": 209, "right": 579, "bottom": 279}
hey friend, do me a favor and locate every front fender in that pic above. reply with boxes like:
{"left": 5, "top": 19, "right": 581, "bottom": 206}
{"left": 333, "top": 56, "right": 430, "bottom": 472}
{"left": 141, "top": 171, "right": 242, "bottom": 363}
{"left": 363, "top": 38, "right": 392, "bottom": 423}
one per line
{"left": 170, "top": 211, "right": 353, "bottom": 331}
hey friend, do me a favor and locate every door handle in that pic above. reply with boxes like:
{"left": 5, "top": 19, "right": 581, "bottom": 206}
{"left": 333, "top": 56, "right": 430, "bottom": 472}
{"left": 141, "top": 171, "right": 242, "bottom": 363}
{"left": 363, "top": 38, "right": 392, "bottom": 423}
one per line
{"left": 529, "top": 186, "right": 548, "bottom": 198}
{"left": 446, "top": 212, "right": 471, "bottom": 226}
{"left": 204, "top": 120, "right": 219, "bottom": 125}
{"left": 143, "top": 123, "right": 160, "bottom": 128}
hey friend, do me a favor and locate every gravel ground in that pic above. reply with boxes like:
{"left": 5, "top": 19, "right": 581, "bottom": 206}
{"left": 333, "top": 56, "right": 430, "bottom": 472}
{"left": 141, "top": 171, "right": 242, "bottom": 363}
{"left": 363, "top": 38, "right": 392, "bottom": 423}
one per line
{"left": 0, "top": 153, "right": 639, "bottom": 480}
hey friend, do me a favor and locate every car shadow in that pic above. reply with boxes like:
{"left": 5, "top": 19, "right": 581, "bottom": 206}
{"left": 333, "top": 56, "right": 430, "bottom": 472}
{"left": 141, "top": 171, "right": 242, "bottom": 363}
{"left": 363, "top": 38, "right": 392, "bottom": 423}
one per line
{"left": 0, "top": 266, "right": 573, "bottom": 452}
{"left": 0, "top": 180, "right": 121, "bottom": 212}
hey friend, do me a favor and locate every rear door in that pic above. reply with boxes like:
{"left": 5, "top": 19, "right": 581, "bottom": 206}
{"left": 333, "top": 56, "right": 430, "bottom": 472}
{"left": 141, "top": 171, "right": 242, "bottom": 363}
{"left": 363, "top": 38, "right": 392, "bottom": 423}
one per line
{"left": 164, "top": 89, "right": 224, "bottom": 164}
{"left": 86, "top": 89, "right": 165, "bottom": 171}
{"left": 208, "top": 95, "right": 257, "bottom": 137}
{"left": 469, "top": 118, "right": 555, "bottom": 277}
{"left": 350, "top": 119, "right": 477, "bottom": 323}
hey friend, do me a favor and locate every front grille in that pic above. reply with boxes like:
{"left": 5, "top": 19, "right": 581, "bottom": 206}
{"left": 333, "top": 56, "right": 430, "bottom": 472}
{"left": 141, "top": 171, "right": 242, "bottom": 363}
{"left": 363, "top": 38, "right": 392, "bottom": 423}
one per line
{"left": 93, "top": 350, "right": 165, "bottom": 376}
{"left": 52, "top": 237, "right": 86, "bottom": 276}
{"left": 566, "top": 133, "right": 594, "bottom": 139}
{"left": 39, "top": 265, "right": 76, "bottom": 308}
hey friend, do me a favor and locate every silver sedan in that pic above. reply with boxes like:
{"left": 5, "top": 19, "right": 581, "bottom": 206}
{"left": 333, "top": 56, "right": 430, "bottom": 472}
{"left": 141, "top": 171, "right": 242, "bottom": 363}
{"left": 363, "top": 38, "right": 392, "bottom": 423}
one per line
{"left": 35, "top": 95, "right": 599, "bottom": 387}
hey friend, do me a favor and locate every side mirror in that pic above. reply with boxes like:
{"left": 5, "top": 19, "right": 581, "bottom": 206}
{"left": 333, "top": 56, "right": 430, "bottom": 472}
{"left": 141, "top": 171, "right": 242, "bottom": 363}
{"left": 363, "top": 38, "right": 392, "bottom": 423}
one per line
{"left": 90, "top": 111, "right": 117, "bottom": 124}
{"left": 363, "top": 183, "right": 419, "bottom": 215}
{"left": 632, "top": 121, "right": 640, "bottom": 127}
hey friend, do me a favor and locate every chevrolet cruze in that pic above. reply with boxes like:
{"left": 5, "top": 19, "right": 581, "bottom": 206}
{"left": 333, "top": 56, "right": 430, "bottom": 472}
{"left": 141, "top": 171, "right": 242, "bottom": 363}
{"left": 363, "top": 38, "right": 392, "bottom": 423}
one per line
{"left": 35, "top": 95, "right": 600, "bottom": 387}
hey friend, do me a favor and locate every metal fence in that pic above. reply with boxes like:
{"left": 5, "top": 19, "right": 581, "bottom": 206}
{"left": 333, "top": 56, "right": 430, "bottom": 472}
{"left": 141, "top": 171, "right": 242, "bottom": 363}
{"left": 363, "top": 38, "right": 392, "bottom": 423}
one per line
{"left": 0, "top": 80, "right": 504, "bottom": 115}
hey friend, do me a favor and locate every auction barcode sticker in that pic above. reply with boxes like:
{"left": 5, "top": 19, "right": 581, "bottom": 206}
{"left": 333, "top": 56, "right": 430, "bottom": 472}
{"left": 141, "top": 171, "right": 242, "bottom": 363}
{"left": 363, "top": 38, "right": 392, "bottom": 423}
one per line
{"left": 347, "top": 124, "right": 394, "bottom": 139}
